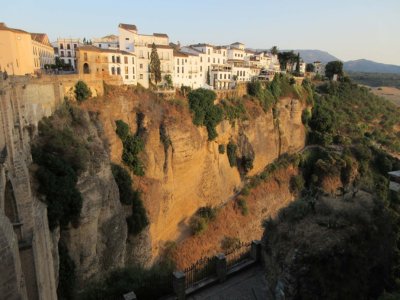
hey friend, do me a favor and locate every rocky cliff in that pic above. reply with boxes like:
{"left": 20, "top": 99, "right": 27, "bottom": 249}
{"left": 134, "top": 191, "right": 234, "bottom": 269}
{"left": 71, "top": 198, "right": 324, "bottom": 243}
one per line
{"left": 83, "top": 88, "right": 306, "bottom": 261}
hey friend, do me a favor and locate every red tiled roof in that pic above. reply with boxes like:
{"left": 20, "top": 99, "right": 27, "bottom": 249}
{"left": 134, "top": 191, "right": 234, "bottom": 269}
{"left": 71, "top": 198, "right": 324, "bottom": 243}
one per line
{"left": 153, "top": 33, "right": 168, "bottom": 38}
{"left": 119, "top": 23, "right": 137, "bottom": 32}
{"left": 30, "top": 33, "right": 51, "bottom": 46}
{"left": 173, "top": 50, "right": 188, "bottom": 57}
{"left": 0, "top": 22, "right": 29, "bottom": 34}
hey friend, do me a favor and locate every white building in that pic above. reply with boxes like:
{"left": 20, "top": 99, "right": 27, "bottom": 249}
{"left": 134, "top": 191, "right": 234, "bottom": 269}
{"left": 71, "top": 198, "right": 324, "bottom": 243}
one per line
{"left": 56, "top": 38, "right": 83, "bottom": 70}
{"left": 313, "top": 61, "right": 325, "bottom": 76}
{"left": 118, "top": 23, "right": 171, "bottom": 88}
{"left": 173, "top": 50, "right": 204, "bottom": 89}
{"left": 77, "top": 45, "right": 137, "bottom": 85}
{"left": 92, "top": 35, "right": 119, "bottom": 50}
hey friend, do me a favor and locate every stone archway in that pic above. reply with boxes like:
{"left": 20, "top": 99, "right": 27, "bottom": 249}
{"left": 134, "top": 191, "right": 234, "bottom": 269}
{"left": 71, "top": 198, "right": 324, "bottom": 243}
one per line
{"left": 83, "top": 63, "right": 90, "bottom": 74}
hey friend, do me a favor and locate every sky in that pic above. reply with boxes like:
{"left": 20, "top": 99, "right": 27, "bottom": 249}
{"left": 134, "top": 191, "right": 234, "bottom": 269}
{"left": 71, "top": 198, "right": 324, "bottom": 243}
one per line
{"left": 1, "top": 0, "right": 400, "bottom": 65}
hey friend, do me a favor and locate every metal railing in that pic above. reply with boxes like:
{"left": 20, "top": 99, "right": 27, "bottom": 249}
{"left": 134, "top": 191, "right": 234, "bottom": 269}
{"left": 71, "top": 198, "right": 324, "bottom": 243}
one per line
{"left": 226, "top": 241, "right": 252, "bottom": 269}
{"left": 184, "top": 256, "right": 216, "bottom": 289}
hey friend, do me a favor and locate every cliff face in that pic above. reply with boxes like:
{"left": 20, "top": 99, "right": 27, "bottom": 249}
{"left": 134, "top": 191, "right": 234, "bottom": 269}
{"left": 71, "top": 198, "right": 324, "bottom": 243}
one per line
{"left": 85, "top": 91, "right": 306, "bottom": 259}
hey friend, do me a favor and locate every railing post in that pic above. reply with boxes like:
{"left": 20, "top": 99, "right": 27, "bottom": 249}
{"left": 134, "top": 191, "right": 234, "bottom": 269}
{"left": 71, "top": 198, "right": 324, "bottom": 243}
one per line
{"left": 215, "top": 253, "right": 227, "bottom": 283}
{"left": 173, "top": 271, "right": 186, "bottom": 300}
{"left": 251, "top": 240, "right": 262, "bottom": 262}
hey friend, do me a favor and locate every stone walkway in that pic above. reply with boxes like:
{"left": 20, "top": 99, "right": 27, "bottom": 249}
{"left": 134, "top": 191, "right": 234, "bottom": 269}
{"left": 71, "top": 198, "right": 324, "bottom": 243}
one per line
{"left": 186, "top": 265, "right": 271, "bottom": 300}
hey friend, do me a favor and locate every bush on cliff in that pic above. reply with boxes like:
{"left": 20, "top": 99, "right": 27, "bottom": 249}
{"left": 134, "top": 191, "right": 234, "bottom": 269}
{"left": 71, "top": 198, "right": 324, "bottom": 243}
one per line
{"left": 32, "top": 103, "right": 89, "bottom": 229}
{"left": 189, "top": 206, "right": 218, "bottom": 235}
{"left": 115, "top": 119, "right": 145, "bottom": 176}
{"left": 188, "top": 88, "right": 223, "bottom": 140}
{"left": 227, "top": 141, "right": 238, "bottom": 167}
{"left": 74, "top": 80, "right": 92, "bottom": 102}
{"left": 111, "top": 163, "right": 149, "bottom": 234}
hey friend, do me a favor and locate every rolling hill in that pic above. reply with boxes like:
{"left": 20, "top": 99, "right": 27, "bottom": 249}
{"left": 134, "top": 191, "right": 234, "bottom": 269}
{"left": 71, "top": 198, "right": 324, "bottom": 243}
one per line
{"left": 344, "top": 59, "right": 400, "bottom": 74}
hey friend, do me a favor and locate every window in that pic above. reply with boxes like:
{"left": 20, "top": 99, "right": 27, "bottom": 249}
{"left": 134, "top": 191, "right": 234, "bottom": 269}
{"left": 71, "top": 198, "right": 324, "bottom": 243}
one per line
{"left": 177, "top": 58, "right": 179, "bottom": 65}
{"left": 99, "top": 44, "right": 102, "bottom": 48}
{"left": 117, "top": 67, "right": 121, "bottom": 75}
{"left": 126, "top": 37, "right": 129, "bottom": 40}
{"left": 213, "top": 58, "right": 215, "bottom": 63}
{"left": 84, "top": 53, "right": 88, "bottom": 61}
{"left": 208, "top": 49, "right": 210, "bottom": 55}
{"left": 132, "top": 57, "right": 134, "bottom": 64}
{"left": 67, "top": 44, "right": 71, "bottom": 50}
{"left": 208, "top": 57, "right": 210, "bottom": 63}
{"left": 112, "top": 56, "right": 115, "bottom": 63}
{"left": 68, "top": 59, "right": 71, "bottom": 65}
{"left": 68, "top": 51, "right": 71, "bottom": 57}
{"left": 124, "top": 56, "right": 128, "bottom": 64}
{"left": 140, "top": 63, "right": 143, "bottom": 69}
{"left": 140, "top": 74, "right": 143, "bottom": 79}
{"left": 60, "top": 43, "right": 64, "bottom": 49}
{"left": 74, "top": 44, "right": 77, "bottom": 48}
{"left": 182, "top": 67, "right": 184, "bottom": 73}
{"left": 200, "top": 66, "right": 202, "bottom": 71}
{"left": 200, "top": 57, "right": 202, "bottom": 62}
{"left": 218, "top": 59, "right": 220, "bottom": 64}
{"left": 220, "top": 74, "right": 222, "bottom": 79}
{"left": 116, "top": 56, "right": 120, "bottom": 63}
{"left": 224, "top": 74, "right": 226, "bottom": 79}
{"left": 61, "top": 51, "right": 64, "bottom": 57}
{"left": 132, "top": 67, "right": 135, "bottom": 74}
{"left": 125, "top": 66, "right": 128, "bottom": 74}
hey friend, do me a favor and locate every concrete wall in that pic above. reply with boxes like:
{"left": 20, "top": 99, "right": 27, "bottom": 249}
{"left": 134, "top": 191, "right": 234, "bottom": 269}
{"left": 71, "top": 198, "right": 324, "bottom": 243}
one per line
{"left": 0, "top": 73, "right": 103, "bottom": 299}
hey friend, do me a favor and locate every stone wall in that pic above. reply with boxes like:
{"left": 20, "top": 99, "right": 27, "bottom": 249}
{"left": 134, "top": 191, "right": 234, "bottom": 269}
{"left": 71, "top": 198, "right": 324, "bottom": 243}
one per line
{"left": 0, "top": 74, "right": 103, "bottom": 299}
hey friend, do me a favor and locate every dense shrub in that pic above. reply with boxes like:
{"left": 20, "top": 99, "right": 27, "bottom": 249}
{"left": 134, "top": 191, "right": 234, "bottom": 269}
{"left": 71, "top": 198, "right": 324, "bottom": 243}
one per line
{"left": 32, "top": 103, "right": 89, "bottom": 229}
{"left": 227, "top": 141, "right": 237, "bottom": 167}
{"left": 111, "top": 164, "right": 135, "bottom": 205}
{"left": 221, "top": 236, "right": 241, "bottom": 251}
{"left": 218, "top": 144, "right": 225, "bottom": 154}
{"left": 115, "top": 119, "right": 145, "bottom": 176}
{"left": 290, "top": 174, "right": 305, "bottom": 194}
{"left": 236, "top": 198, "right": 249, "bottom": 216}
{"left": 220, "top": 98, "right": 247, "bottom": 124}
{"left": 188, "top": 88, "right": 223, "bottom": 140}
{"left": 189, "top": 206, "right": 218, "bottom": 235}
{"left": 74, "top": 80, "right": 92, "bottom": 102}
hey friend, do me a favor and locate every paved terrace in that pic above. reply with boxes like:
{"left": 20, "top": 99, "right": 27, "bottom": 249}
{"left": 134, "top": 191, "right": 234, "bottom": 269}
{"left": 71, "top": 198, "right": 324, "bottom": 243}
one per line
{"left": 186, "top": 265, "right": 270, "bottom": 300}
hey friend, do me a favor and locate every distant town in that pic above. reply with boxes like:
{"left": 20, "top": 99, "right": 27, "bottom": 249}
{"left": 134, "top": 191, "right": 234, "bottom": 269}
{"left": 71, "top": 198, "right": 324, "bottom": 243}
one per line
{"left": 0, "top": 22, "right": 326, "bottom": 90}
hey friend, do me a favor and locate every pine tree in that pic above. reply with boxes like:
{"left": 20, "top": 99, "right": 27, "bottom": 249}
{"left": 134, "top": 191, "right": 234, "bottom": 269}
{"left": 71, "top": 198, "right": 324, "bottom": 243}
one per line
{"left": 295, "top": 53, "right": 301, "bottom": 74}
{"left": 150, "top": 43, "right": 161, "bottom": 85}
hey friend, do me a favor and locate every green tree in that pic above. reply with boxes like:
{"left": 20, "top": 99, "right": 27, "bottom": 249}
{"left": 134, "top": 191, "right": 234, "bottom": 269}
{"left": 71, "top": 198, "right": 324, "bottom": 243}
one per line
{"left": 325, "top": 61, "right": 344, "bottom": 80}
{"left": 188, "top": 88, "right": 223, "bottom": 140}
{"left": 270, "top": 46, "right": 278, "bottom": 55}
{"left": 278, "top": 51, "right": 297, "bottom": 71}
{"left": 206, "top": 69, "right": 211, "bottom": 85}
{"left": 164, "top": 74, "right": 173, "bottom": 88}
{"left": 149, "top": 43, "right": 161, "bottom": 85}
{"left": 295, "top": 53, "right": 301, "bottom": 74}
{"left": 74, "top": 80, "right": 91, "bottom": 102}
{"left": 306, "top": 63, "right": 315, "bottom": 72}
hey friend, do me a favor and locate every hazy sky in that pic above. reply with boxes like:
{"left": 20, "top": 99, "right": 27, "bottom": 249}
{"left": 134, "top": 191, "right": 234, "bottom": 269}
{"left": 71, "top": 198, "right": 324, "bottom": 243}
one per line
{"left": 2, "top": 0, "right": 400, "bottom": 64}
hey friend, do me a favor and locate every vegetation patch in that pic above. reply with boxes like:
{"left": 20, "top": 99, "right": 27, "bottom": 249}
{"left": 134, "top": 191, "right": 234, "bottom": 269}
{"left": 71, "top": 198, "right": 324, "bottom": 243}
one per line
{"left": 235, "top": 197, "right": 249, "bottom": 216}
{"left": 115, "top": 118, "right": 145, "bottom": 176}
{"left": 219, "top": 98, "right": 247, "bottom": 124}
{"left": 218, "top": 144, "right": 225, "bottom": 154}
{"left": 32, "top": 102, "right": 90, "bottom": 230}
{"left": 227, "top": 141, "right": 238, "bottom": 167}
{"left": 188, "top": 88, "right": 223, "bottom": 140}
{"left": 74, "top": 80, "right": 92, "bottom": 102}
{"left": 189, "top": 206, "right": 218, "bottom": 235}
{"left": 79, "top": 261, "right": 174, "bottom": 300}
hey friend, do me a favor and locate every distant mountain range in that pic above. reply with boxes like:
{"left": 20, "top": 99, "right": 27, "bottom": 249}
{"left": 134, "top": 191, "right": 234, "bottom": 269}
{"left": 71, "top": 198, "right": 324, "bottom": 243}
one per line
{"left": 279, "top": 50, "right": 400, "bottom": 74}
{"left": 343, "top": 59, "right": 400, "bottom": 74}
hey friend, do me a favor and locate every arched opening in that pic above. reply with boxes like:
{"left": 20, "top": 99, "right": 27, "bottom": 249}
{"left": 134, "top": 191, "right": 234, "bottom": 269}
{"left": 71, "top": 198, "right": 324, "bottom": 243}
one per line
{"left": 83, "top": 63, "right": 90, "bottom": 74}
{"left": 4, "top": 180, "right": 19, "bottom": 223}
